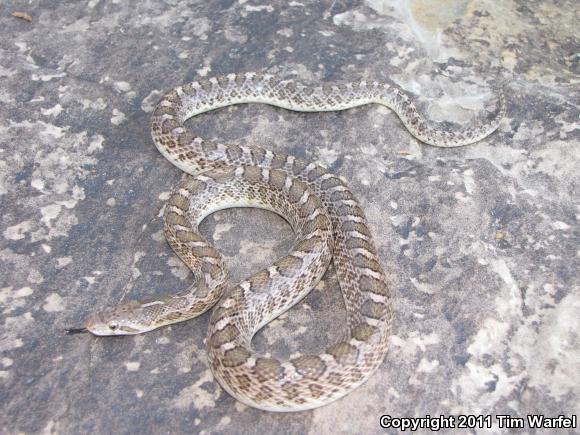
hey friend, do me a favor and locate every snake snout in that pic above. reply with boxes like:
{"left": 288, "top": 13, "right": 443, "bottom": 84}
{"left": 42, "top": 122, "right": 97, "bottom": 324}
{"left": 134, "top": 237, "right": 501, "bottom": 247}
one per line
{"left": 83, "top": 304, "right": 146, "bottom": 336}
{"left": 83, "top": 313, "right": 108, "bottom": 336}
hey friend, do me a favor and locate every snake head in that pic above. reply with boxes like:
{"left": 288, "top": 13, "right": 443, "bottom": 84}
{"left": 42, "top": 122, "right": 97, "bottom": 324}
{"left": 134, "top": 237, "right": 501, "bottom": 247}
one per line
{"left": 83, "top": 301, "right": 156, "bottom": 336}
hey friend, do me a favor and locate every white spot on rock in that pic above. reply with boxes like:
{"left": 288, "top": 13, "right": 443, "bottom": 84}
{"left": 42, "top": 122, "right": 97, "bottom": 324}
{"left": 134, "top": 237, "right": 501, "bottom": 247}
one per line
{"left": 168, "top": 256, "right": 190, "bottom": 280}
{"left": 173, "top": 370, "right": 219, "bottom": 410}
{"left": 277, "top": 28, "right": 293, "bottom": 37}
{"left": 214, "top": 223, "right": 234, "bottom": 241}
{"left": 114, "top": 81, "right": 132, "bottom": 93}
{"left": 3, "top": 221, "right": 33, "bottom": 240}
{"left": 88, "top": 135, "right": 104, "bottom": 153}
{"left": 40, "top": 204, "right": 62, "bottom": 226}
{"left": 57, "top": 257, "right": 72, "bottom": 268}
{"left": 31, "top": 72, "right": 67, "bottom": 82}
{"left": 43, "top": 293, "right": 65, "bottom": 312}
{"left": 31, "top": 178, "right": 45, "bottom": 191}
{"left": 462, "top": 168, "right": 476, "bottom": 195}
{"left": 124, "top": 361, "right": 140, "bottom": 371}
{"left": 14, "top": 287, "right": 34, "bottom": 298}
{"left": 158, "top": 191, "right": 171, "bottom": 201}
{"left": 141, "top": 90, "right": 163, "bottom": 113}
{"left": 111, "top": 109, "right": 126, "bottom": 125}
{"left": 551, "top": 221, "right": 570, "bottom": 230}
{"left": 197, "top": 66, "right": 211, "bottom": 77}
{"left": 41, "top": 104, "right": 63, "bottom": 117}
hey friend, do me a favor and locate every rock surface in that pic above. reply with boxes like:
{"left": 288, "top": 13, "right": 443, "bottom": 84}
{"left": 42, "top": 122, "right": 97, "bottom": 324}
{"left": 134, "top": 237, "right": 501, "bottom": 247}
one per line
{"left": 0, "top": 0, "right": 578, "bottom": 433}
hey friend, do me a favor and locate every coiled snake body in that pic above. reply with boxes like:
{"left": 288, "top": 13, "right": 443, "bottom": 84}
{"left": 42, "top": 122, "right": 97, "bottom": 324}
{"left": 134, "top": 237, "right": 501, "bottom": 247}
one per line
{"left": 77, "top": 72, "right": 504, "bottom": 411}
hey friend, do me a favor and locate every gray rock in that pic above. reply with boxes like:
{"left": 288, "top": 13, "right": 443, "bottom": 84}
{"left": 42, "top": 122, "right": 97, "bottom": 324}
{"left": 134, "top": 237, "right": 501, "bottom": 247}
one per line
{"left": 0, "top": 0, "right": 578, "bottom": 434}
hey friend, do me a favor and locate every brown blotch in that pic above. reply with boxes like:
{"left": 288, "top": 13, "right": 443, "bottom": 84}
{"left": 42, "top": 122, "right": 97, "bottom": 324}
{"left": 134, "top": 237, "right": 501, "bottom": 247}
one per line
{"left": 361, "top": 299, "right": 385, "bottom": 319}
{"left": 292, "top": 158, "right": 308, "bottom": 175}
{"left": 249, "top": 271, "right": 270, "bottom": 293}
{"left": 301, "top": 214, "right": 330, "bottom": 235}
{"left": 209, "top": 324, "right": 240, "bottom": 348}
{"left": 177, "top": 131, "right": 196, "bottom": 147}
{"left": 275, "top": 255, "right": 302, "bottom": 277}
{"left": 202, "top": 262, "right": 223, "bottom": 278}
{"left": 191, "top": 246, "right": 219, "bottom": 258}
{"left": 330, "top": 189, "right": 355, "bottom": 202}
{"left": 254, "top": 357, "right": 283, "bottom": 382}
{"left": 360, "top": 275, "right": 389, "bottom": 296}
{"left": 299, "top": 196, "right": 319, "bottom": 218}
{"left": 326, "top": 341, "right": 357, "bottom": 363}
{"left": 268, "top": 170, "right": 287, "bottom": 191}
{"left": 346, "top": 237, "right": 374, "bottom": 252}
{"left": 351, "top": 323, "right": 376, "bottom": 341}
{"left": 292, "top": 355, "right": 325, "bottom": 378}
{"left": 337, "top": 204, "right": 361, "bottom": 217}
{"left": 175, "top": 230, "right": 201, "bottom": 242}
{"left": 163, "top": 90, "right": 182, "bottom": 104}
{"left": 202, "top": 140, "right": 217, "bottom": 153}
{"left": 169, "top": 194, "right": 190, "bottom": 211}
{"left": 340, "top": 220, "right": 369, "bottom": 234}
{"left": 296, "top": 236, "right": 322, "bottom": 254}
{"left": 217, "top": 75, "right": 229, "bottom": 86}
{"left": 198, "top": 79, "right": 212, "bottom": 92}
{"left": 319, "top": 176, "right": 343, "bottom": 190}
{"left": 306, "top": 165, "right": 326, "bottom": 182}
{"left": 242, "top": 166, "right": 262, "bottom": 184}
{"left": 165, "top": 211, "right": 189, "bottom": 228}
{"left": 250, "top": 147, "right": 266, "bottom": 164}
{"left": 153, "top": 105, "right": 175, "bottom": 117}
{"left": 182, "top": 181, "right": 206, "bottom": 196}
{"left": 235, "top": 74, "right": 247, "bottom": 85}
{"left": 211, "top": 306, "right": 235, "bottom": 324}
{"left": 226, "top": 145, "right": 242, "bottom": 161}
{"left": 208, "top": 167, "right": 235, "bottom": 183}
{"left": 270, "top": 153, "right": 287, "bottom": 169}
{"left": 222, "top": 346, "right": 252, "bottom": 367}
{"left": 353, "top": 255, "right": 382, "bottom": 272}
{"left": 182, "top": 82, "right": 195, "bottom": 94}
{"left": 288, "top": 181, "right": 306, "bottom": 203}
{"left": 161, "top": 118, "right": 181, "bottom": 134}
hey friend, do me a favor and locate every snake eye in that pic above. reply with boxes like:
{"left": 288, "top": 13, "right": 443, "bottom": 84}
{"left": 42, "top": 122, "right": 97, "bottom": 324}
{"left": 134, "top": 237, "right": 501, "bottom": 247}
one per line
{"left": 109, "top": 322, "right": 119, "bottom": 331}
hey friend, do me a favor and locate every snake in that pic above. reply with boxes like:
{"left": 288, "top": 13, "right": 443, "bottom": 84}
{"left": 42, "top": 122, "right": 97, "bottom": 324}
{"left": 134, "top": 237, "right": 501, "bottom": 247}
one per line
{"left": 68, "top": 72, "right": 504, "bottom": 411}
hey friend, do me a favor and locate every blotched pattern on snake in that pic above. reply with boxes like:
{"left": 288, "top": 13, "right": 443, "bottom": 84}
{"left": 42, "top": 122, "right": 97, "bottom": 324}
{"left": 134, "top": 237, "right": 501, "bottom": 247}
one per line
{"left": 76, "top": 72, "right": 504, "bottom": 411}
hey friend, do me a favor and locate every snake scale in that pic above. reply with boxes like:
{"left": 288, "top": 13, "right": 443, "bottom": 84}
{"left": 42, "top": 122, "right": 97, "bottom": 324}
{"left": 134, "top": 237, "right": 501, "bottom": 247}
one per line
{"left": 72, "top": 72, "right": 504, "bottom": 411}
